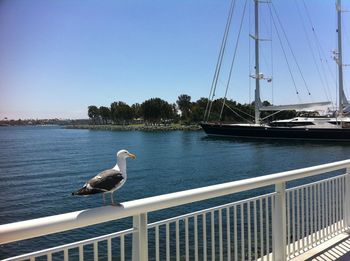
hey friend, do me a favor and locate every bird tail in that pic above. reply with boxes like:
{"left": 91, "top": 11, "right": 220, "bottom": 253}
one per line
{"left": 72, "top": 187, "right": 88, "bottom": 196}
{"left": 72, "top": 185, "right": 103, "bottom": 196}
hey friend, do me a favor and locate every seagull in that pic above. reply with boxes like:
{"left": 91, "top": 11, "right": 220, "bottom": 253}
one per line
{"left": 72, "top": 149, "right": 136, "bottom": 205}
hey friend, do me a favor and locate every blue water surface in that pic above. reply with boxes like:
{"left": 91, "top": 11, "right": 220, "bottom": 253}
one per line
{"left": 1, "top": 126, "right": 350, "bottom": 259}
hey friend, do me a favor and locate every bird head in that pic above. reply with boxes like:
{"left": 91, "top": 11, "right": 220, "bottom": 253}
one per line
{"left": 117, "top": 149, "right": 136, "bottom": 160}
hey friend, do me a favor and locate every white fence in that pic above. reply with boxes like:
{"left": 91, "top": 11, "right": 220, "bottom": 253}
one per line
{"left": 286, "top": 174, "right": 347, "bottom": 259}
{"left": 1, "top": 159, "right": 350, "bottom": 261}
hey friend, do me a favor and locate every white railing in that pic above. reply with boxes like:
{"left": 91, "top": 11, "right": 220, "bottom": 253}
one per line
{"left": 286, "top": 174, "right": 347, "bottom": 259}
{"left": 147, "top": 193, "right": 275, "bottom": 261}
{"left": 1, "top": 159, "right": 350, "bottom": 261}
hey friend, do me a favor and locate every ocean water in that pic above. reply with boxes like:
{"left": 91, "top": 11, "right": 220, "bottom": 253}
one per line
{"left": 1, "top": 126, "right": 350, "bottom": 259}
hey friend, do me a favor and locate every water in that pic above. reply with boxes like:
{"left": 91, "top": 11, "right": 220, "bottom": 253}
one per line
{"left": 1, "top": 126, "right": 350, "bottom": 259}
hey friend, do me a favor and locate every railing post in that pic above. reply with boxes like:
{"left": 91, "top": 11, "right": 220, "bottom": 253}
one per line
{"left": 132, "top": 213, "right": 148, "bottom": 261}
{"left": 345, "top": 168, "right": 350, "bottom": 229}
{"left": 273, "top": 182, "right": 287, "bottom": 261}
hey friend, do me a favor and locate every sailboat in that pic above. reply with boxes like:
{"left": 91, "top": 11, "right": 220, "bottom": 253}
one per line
{"left": 200, "top": 0, "right": 350, "bottom": 140}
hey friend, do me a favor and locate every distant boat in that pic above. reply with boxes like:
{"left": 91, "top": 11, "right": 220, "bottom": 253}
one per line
{"left": 201, "top": 0, "right": 350, "bottom": 140}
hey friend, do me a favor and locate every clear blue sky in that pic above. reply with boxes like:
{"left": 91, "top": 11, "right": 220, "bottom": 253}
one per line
{"left": 0, "top": 0, "right": 349, "bottom": 119}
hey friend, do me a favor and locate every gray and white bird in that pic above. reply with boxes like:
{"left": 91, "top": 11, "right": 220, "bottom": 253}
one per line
{"left": 72, "top": 149, "right": 136, "bottom": 205}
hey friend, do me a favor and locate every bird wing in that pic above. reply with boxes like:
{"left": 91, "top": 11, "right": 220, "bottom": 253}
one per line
{"left": 88, "top": 169, "right": 124, "bottom": 191}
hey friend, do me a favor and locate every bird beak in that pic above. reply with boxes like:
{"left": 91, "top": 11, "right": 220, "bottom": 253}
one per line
{"left": 128, "top": 153, "right": 136, "bottom": 159}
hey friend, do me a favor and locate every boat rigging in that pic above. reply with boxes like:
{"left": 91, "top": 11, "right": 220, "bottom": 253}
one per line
{"left": 201, "top": 0, "right": 350, "bottom": 140}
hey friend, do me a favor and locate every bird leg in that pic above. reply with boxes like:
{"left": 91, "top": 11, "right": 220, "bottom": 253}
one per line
{"left": 103, "top": 193, "right": 106, "bottom": 205}
{"left": 111, "top": 192, "right": 116, "bottom": 206}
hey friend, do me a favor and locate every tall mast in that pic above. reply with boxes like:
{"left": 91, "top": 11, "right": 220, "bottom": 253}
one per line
{"left": 254, "top": 0, "right": 261, "bottom": 124}
{"left": 337, "top": 0, "right": 344, "bottom": 116}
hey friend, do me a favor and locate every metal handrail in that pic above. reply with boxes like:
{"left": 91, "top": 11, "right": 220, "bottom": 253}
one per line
{"left": 1, "top": 159, "right": 350, "bottom": 246}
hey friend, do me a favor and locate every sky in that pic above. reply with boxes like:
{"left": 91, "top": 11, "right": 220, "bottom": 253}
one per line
{"left": 0, "top": 0, "right": 349, "bottom": 120}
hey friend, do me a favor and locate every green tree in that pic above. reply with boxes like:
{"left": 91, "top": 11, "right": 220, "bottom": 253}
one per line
{"left": 88, "top": 105, "right": 100, "bottom": 125}
{"left": 131, "top": 103, "right": 142, "bottom": 119}
{"left": 110, "top": 101, "right": 133, "bottom": 124}
{"left": 191, "top": 97, "right": 208, "bottom": 123}
{"left": 176, "top": 94, "right": 192, "bottom": 123}
{"left": 141, "top": 98, "right": 175, "bottom": 124}
{"left": 171, "top": 103, "right": 180, "bottom": 123}
{"left": 99, "top": 106, "right": 111, "bottom": 124}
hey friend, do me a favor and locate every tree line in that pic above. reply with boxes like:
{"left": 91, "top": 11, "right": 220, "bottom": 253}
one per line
{"left": 88, "top": 94, "right": 297, "bottom": 125}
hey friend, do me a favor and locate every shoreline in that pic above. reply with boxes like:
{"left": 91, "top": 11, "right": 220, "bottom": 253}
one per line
{"left": 65, "top": 124, "right": 201, "bottom": 132}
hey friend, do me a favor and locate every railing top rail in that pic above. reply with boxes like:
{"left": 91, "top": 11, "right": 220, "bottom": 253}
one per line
{"left": 1, "top": 159, "right": 350, "bottom": 245}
